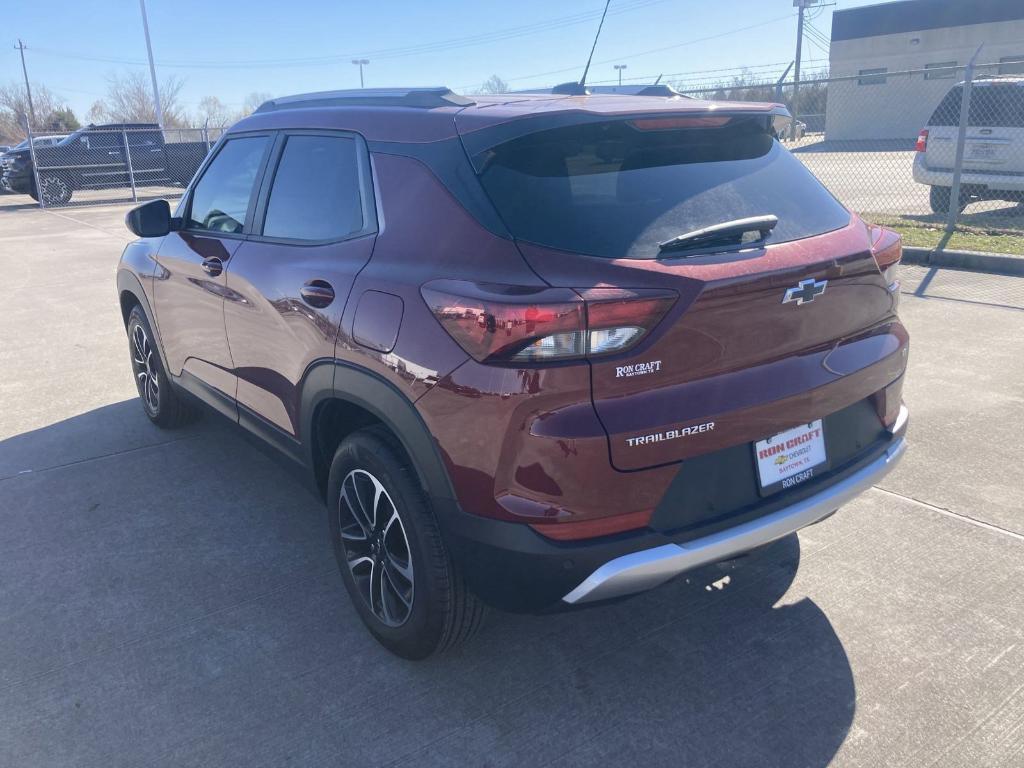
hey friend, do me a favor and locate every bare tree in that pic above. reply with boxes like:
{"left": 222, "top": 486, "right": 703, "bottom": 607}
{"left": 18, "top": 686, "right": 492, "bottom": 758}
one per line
{"left": 88, "top": 71, "right": 188, "bottom": 127}
{"left": 474, "top": 75, "right": 510, "bottom": 95}
{"left": 0, "top": 82, "right": 77, "bottom": 142}
{"left": 240, "top": 92, "right": 274, "bottom": 116}
{"left": 196, "top": 95, "right": 233, "bottom": 128}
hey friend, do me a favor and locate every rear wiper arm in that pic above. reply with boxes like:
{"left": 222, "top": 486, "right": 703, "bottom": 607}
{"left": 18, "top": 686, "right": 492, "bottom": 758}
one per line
{"left": 657, "top": 214, "right": 778, "bottom": 255}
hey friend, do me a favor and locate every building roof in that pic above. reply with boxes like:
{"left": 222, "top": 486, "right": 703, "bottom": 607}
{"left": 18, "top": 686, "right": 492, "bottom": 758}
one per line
{"left": 831, "top": 0, "right": 1024, "bottom": 42}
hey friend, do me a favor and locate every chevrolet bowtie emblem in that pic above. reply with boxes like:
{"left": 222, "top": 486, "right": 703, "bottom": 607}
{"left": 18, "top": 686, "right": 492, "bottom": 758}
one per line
{"left": 782, "top": 278, "right": 828, "bottom": 305}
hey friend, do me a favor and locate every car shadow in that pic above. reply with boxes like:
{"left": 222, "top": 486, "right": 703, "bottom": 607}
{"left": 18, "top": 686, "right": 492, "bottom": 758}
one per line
{"left": 0, "top": 400, "right": 855, "bottom": 768}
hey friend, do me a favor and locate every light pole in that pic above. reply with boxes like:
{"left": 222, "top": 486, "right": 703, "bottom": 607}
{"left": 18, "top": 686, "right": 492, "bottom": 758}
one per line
{"left": 352, "top": 59, "right": 369, "bottom": 88}
{"left": 15, "top": 40, "right": 36, "bottom": 131}
{"left": 138, "top": 0, "right": 164, "bottom": 128}
{"left": 614, "top": 64, "right": 627, "bottom": 86}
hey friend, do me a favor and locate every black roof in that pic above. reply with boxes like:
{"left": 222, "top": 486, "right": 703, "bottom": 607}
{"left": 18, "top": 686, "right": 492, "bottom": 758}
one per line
{"left": 832, "top": 0, "right": 1024, "bottom": 42}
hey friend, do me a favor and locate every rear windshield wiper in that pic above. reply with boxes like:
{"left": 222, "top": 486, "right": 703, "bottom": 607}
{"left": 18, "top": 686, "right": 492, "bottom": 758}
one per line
{"left": 657, "top": 215, "right": 778, "bottom": 256}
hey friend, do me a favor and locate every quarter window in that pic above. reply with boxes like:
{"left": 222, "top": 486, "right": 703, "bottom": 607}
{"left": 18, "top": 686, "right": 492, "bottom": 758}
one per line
{"left": 262, "top": 135, "right": 364, "bottom": 241}
{"left": 187, "top": 136, "right": 269, "bottom": 234}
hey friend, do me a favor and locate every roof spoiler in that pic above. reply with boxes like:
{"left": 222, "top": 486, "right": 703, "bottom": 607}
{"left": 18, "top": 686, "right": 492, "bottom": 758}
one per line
{"left": 255, "top": 87, "right": 475, "bottom": 113}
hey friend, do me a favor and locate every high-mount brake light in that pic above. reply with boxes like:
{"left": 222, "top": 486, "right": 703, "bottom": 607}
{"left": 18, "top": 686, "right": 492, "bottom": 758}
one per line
{"left": 629, "top": 116, "right": 732, "bottom": 131}
{"left": 421, "top": 281, "right": 676, "bottom": 365}
{"left": 915, "top": 129, "right": 929, "bottom": 152}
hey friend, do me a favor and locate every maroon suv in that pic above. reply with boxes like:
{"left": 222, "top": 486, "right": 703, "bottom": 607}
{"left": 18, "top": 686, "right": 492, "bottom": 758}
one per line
{"left": 117, "top": 87, "right": 909, "bottom": 658}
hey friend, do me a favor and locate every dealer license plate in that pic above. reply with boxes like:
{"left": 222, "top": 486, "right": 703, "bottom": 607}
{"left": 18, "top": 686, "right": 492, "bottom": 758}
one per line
{"left": 754, "top": 420, "right": 827, "bottom": 493}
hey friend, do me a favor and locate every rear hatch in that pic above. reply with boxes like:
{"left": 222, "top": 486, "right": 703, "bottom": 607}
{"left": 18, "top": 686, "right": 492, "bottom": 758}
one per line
{"left": 924, "top": 81, "right": 1024, "bottom": 174}
{"left": 465, "top": 105, "right": 904, "bottom": 471}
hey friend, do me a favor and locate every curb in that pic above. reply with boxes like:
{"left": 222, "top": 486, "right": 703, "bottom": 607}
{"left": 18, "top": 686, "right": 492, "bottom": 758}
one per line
{"left": 902, "top": 246, "right": 1024, "bottom": 277}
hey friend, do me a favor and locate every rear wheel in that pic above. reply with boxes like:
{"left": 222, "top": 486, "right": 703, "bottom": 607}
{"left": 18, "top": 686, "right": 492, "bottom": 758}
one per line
{"left": 929, "top": 185, "right": 971, "bottom": 214}
{"left": 327, "top": 428, "right": 485, "bottom": 659}
{"left": 36, "top": 173, "right": 73, "bottom": 205}
{"left": 126, "top": 305, "right": 197, "bottom": 428}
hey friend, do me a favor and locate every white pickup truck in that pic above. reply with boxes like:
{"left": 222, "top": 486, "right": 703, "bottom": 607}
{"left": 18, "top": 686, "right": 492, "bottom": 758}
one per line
{"left": 913, "top": 77, "right": 1024, "bottom": 213}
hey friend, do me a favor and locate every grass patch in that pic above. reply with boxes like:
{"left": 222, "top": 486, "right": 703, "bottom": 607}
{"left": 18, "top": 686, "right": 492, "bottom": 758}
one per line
{"left": 865, "top": 211, "right": 1024, "bottom": 256}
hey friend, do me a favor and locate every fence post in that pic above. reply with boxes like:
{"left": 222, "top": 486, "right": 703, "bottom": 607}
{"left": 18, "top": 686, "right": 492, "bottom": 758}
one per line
{"left": 203, "top": 120, "right": 211, "bottom": 153}
{"left": 122, "top": 126, "right": 138, "bottom": 202}
{"left": 24, "top": 117, "right": 45, "bottom": 209}
{"left": 946, "top": 47, "right": 982, "bottom": 235}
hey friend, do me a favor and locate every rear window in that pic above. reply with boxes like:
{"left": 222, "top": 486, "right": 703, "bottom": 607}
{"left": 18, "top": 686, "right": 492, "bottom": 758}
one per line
{"left": 929, "top": 84, "right": 1024, "bottom": 128}
{"left": 473, "top": 116, "right": 850, "bottom": 259}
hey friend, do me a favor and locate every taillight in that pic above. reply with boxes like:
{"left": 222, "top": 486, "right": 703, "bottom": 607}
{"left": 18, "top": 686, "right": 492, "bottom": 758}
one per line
{"left": 869, "top": 225, "right": 902, "bottom": 296}
{"left": 421, "top": 280, "right": 676, "bottom": 364}
{"left": 915, "top": 129, "right": 928, "bottom": 152}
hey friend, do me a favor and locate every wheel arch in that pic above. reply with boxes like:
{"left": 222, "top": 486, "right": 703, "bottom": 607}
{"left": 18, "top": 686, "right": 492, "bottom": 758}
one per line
{"left": 302, "top": 361, "right": 457, "bottom": 508}
{"left": 116, "top": 269, "right": 170, "bottom": 372}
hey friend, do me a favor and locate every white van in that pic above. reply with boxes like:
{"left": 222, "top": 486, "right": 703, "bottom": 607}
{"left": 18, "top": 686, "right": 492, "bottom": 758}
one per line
{"left": 912, "top": 77, "right": 1024, "bottom": 213}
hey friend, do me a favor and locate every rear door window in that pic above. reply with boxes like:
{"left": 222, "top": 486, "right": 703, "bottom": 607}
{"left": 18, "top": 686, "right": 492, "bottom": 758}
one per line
{"left": 261, "top": 134, "right": 364, "bottom": 242}
{"left": 473, "top": 115, "right": 850, "bottom": 259}
{"left": 187, "top": 136, "right": 269, "bottom": 234}
{"left": 929, "top": 84, "right": 1024, "bottom": 128}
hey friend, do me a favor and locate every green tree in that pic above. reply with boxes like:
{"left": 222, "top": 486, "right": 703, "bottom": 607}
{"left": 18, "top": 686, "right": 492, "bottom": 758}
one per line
{"left": 44, "top": 106, "right": 80, "bottom": 132}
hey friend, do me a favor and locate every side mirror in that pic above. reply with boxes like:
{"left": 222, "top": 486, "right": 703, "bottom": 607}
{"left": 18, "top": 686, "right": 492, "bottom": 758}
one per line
{"left": 125, "top": 199, "right": 173, "bottom": 238}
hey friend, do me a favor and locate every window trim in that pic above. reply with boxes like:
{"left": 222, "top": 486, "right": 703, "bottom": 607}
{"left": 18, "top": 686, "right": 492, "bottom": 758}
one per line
{"left": 248, "top": 128, "right": 378, "bottom": 247}
{"left": 857, "top": 67, "right": 888, "bottom": 86}
{"left": 924, "top": 62, "right": 957, "bottom": 80}
{"left": 178, "top": 130, "right": 276, "bottom": 240}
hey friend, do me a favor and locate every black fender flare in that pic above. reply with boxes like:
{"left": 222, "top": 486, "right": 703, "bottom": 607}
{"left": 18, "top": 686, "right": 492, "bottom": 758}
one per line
{"left": 300, "top": 360, "right": 457, "bottom": 507}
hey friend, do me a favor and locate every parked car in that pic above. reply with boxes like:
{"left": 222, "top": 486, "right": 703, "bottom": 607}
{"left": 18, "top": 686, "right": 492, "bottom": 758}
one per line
{"left": 116, "top": 87, "right": 909, "bottom": 659}
{"left": 3, "top": 135, "right": 63, "bottom": 154}
{"left": 1, "top": 123, "right": 208, "bottom": 204}
{"left": 913, "top": 77, "right": 1024, "bottom": 213}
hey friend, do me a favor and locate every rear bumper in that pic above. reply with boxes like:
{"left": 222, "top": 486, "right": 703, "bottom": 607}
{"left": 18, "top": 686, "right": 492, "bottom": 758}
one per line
{"left": 912, "top": 155, "right": 1024, "bottom": 193}
{"left": 564, "top": 413, "right": 906, "bottom": 604}
{"left": 438, "top": 404, "right": 908, "bottom": 612}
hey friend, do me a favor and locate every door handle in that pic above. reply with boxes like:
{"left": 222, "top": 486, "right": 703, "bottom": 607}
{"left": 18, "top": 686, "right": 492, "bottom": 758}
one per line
{"left": 300, "top": 280, "right": 335, "bottom": 308}
{"left": 201, "top": 256, "right": 223, "bottom": 276}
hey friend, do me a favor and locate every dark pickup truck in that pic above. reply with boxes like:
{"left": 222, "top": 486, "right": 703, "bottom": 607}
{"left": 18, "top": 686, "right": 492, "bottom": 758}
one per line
{"left": 0, "top": 123, "right": 209, "bottom": 205}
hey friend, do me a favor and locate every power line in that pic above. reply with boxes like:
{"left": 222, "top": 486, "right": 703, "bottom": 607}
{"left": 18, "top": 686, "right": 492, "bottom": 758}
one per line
{"left": 461, "top": 12, "right": 797, "bottom": 90}
{"left": 31, "top": 0, "right": 671, "bottom": 70}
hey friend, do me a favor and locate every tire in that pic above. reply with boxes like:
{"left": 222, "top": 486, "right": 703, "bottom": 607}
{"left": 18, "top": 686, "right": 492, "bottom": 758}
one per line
{"left": 126, "top": 305, "right": 197, "bottom": 428}
{"left": 37, "top": 173, "right": 73, "bottom": 205}
{"left": 929, "top": 185, "right": 971, "bottom": 214}
{"left": 327, "top": 427, "right": 485, "bottom": 659}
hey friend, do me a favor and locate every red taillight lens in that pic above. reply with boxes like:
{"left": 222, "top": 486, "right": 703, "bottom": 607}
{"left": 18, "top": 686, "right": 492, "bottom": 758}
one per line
{"left": 421, "top": 281, "right": 676, "bottom": 364}
{"left": 870, "top": 225, "right": 902, "bottom": 271}
{"left": 581, "top": 289, "right": 678, "bottom": 356}
{"left": 915, "top": 129, "right": 928, "bottom": 152}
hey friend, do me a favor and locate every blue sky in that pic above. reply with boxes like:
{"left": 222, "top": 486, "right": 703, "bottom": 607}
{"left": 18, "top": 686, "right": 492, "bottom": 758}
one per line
{"left": 3, "top": 0, "right": 883, "bottom": 121}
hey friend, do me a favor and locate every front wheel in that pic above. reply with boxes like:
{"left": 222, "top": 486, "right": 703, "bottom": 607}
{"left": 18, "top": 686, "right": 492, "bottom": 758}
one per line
{"left": 126, "top": 305, "right": 197, "bottom": 428}
{"left": 327, "top": 428, "right": 485, "bottom": 659}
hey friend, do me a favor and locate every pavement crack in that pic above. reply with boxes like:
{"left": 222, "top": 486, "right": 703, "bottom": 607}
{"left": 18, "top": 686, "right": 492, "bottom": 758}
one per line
{"left": 0, "top": 433, "right": 204, "bottom": 483}
{"left": 873, "top": 486, "right": 1024, "bottom": 542}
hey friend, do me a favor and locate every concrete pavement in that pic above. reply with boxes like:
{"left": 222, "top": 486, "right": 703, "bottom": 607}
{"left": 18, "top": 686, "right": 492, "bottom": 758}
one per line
{"left": 1, "top": 199, "right": 1022, "bottom": 767}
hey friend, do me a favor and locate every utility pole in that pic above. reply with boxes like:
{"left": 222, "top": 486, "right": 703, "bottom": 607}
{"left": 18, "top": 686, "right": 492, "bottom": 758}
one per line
{"left": 791, "top": 0, "right": 808, "bottom": 140}
{"left": 352, "top": 59, "right": 369, "bottom": 88}
{"left": 138, "top": 0, "right": 164, "bottom": 128}
{"left": 614, "top": 64, "right": 627, "bottom": 86}
{"left": 15, "top": 40, "right": 36, "bottom": 131}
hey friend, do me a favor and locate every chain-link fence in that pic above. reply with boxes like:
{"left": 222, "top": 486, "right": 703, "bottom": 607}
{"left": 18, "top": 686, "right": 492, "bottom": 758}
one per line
{"left": 682, "top": 61, "right": 1024, "bottom": 252}
{"left": 1, "top": 124, "right": 223, "bottom": 208}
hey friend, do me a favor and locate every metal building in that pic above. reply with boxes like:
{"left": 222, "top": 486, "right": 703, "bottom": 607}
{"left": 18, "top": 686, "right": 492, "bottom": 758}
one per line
{"left": 825, "top": 0, "right": 1024, "bottom": 140}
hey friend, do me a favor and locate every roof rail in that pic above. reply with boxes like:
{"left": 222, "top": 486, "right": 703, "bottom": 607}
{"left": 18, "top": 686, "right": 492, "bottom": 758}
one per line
{"left": 255, "top": 87, "right": 475, "bottom": 113}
